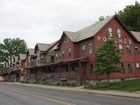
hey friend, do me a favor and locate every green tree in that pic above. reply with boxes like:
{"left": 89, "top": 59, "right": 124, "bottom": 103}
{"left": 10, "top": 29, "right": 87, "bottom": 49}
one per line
{"left": 0, "top": 38, "right": 27, "bottom": 63}
{"left": 95, "top": 39, "right": 121, "bottom": 84}
{"left": 117, "top": 1, "right": 140, "bottom": 31}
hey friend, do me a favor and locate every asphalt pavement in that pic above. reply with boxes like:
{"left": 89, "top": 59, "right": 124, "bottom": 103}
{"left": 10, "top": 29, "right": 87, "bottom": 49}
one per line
{"left": 0, "top": 83, "right": 140, "bottom": 105}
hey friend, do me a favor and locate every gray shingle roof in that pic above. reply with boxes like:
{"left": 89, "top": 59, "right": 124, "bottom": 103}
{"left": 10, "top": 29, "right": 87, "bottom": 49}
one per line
{"left": 28, "top": 48, "right": 35, "bottom": 55}
{"left": 64, "top": 16, "right": 113, "bottom": 42}
{"left": 19, "top": 54, "right": 26, "bottom": 60}
{"left": 36, "top": 43, "right": 51, "bottom": 51}
{"left": 131, "top": 31, "right": 140, "bottom": 42}
{"left": 46, "top": 40, "right": 59, "bottom": 52}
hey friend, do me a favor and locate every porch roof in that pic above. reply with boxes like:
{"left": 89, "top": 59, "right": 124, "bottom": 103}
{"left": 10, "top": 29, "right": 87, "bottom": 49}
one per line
{"left": 36, "top": 57, "right": 89, "bottom": 68}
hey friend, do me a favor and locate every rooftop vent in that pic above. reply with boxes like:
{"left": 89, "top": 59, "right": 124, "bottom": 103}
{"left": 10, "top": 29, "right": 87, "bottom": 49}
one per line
{"left": 99, "top": 16, "right": 104, "bottom": 21}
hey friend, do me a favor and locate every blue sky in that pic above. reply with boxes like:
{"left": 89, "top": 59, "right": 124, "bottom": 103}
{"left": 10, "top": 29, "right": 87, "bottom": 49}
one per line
{"left": 0, "top": 0, "right": 139, "bottom": 48}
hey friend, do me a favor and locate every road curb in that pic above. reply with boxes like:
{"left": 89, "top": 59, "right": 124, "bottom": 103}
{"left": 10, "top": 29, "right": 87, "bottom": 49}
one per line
{"left": 5, "top": 82, "right": 140, "bottom": 99}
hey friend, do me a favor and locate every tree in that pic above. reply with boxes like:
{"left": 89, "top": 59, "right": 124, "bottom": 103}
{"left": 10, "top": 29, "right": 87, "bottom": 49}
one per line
{"left": 117, "top": 1, "right": 140, "bottom": 31}
{"left": 0, "top": 38, "right": 27, "bottom": 63}
{"left": 95, "top": 39, "right": 121, "bottom": 84}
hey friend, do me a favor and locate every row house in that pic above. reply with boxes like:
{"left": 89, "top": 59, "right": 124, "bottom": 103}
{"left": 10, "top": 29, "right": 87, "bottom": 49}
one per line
{"left": 33, "top": 15, "right": 140, "bottom": 84}
{"left": 26, "top": 43, "right": 51, "bottom": 80}
{"left": 1, "top": 15, "right": 140, "bottom": 84}
{"left": 0, "top": 54, "right": 26, "bottom": 82}
{"left": 25, "top": 15, "right": 140, "bottom": 84}
{"left": 19, "top": 54, "right": 27, "bottom": 82}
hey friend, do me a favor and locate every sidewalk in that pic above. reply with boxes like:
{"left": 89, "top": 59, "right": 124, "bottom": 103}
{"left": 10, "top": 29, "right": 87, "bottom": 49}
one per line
{"left": 6, "top": 82, "right": 140, "bottom": 99}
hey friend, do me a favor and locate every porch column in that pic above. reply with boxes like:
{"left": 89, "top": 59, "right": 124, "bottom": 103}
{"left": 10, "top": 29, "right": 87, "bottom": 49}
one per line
{"left": 51, "top": 65, "right": 54, "bottom": 78}
{"left": 68, "top": 63, "right": 71, "bottom": 79}
{"left": 78, "top": 61, "right": 82, "bottom": 85}
{"left": 45, "top": 66, "right": 48, "bottom": 79}
{"left": 59, "top": 64, "right": 61, "bottom": 80}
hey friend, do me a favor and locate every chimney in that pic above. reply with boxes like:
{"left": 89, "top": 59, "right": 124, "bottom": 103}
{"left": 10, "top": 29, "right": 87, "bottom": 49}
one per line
{"left": 99, "top": 16, "right": 104, "bottom": 21}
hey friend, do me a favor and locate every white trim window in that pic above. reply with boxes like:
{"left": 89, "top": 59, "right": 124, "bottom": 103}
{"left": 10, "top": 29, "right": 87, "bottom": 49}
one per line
{"left": 88, "top": 44, "right": 93, "bottom": 54}
{"left": 56, "top": 53, "right": 58, "bottom": 61}
{"left": 62, "top": 50, "right": 65, "bottom": 58}
{"left": 136, "top": 63, "right": 140, "bottom": 71}
{"left": 68, "top": 48, "right": 72, "bottom": 57}
{"left": 117, "top": 29, "right": 121, "bottom": 38}
{"left": 82, "top": 45, "right": 86, "bottom": 55}
{"left": 126, "top": 45, "right": 131, "bottom": 55}
{"left": 108, "top": 27, "right": 113, "bottom": 37}
{"left": 119, "top": 44, "right": 123, "bottom": 53}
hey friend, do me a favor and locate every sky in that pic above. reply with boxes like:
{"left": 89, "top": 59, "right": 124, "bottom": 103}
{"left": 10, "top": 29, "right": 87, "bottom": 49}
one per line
{"left": 0, "top": 0, "right": 139, "bottom": 48}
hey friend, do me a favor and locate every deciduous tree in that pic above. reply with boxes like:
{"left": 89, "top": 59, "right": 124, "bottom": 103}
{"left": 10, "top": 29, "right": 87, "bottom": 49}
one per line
{"left": 118, "top": 1, "right": 140, "bottom": 31}
{"left": 95, "top": 39, "right": 121, "bottom": 84}
{"left": 0, "top": 38, "right": 27, "bottom": 64}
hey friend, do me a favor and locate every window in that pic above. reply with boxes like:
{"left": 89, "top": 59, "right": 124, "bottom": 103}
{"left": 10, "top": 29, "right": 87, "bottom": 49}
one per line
{"left": 126, "top": 45, "right": 131, "bottom": 55}
{"left": 117, "top": 29, "right": 121, "bottom": 38}
{"left": 82, "top": 45, "right": 86, "bottom": 55}
{"left": 68, "top": 48, "right": 72, "bottom": 57}
{"left": 62, "top": 50, "right": 65, "bottom": 58}
{"left": 120, "top": 62, "right": 125, "bottom": 73}
{"left": 135, "top": 46, "right": 139, "bottom": 55}
{"left": 64, "top": 37, "right": 67, "bottom": 44}
{"left": 66, "top": 37, "right": 69, "bottom": 43}
{"left": 64, "top": 37, "right": 69, "bottom": 43}
{"left": 88, "top": 44, "right": 93, "bottom": 54}
{"left": 90, "top": 64, "right": 94, "bottom": 73}
{"left": 56, "top": 53, "right": 58, "bottom": 61}
{"left": 136, "top": 63, "right": 140, "bottom": 71}
{"left": 128, "top": 63, "right": 132, "bottom": 73}
{"left": 118, "top": 44, "right": 123, "bottom": 53}
{"left": 108, "top": 27, "right": 112, "bottom": 37}
{"left": 40, "top": 55, "right": 44, "bottom": 59}
{"left": 59, "top": 52, "right": 61, "bottom": 60}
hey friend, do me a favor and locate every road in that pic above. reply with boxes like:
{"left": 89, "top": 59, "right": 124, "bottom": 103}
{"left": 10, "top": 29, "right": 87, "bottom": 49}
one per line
{"left": 0, "top": 83, "right": 140, "bottom": 105}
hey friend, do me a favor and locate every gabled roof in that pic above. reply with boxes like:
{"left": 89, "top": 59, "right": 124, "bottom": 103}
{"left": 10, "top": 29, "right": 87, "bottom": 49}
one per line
{"left": 35, "top": 43, "right": 51, "bottom": 52}
{"left": 46, "top": 40, "right": 59, "bottom": 52}
{"left": 63, "top": 15, "right": 140, "bottom": 43}
{"left": 27, "top": 48, "right": 35, "bottom": 56}
{"left": 63, "top": 16, "right": 114, "bottom": 42}
{"left": 19, "top": 54, "right": 26, "bottom": 60}
{"left": 131, "top": 31, "right": 140, "bottom": 42}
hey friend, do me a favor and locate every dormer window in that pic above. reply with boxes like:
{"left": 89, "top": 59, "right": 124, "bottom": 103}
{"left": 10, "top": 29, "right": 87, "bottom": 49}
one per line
{"left": 108, "top": 27, "right": 112, "bottom": 37}
{"left": 68, "top": 48, "right": 72, "bottom": 57}
{"left": 62, "top": 50, "right": 65, "bottom": 58}
{"left": 66, "top": 37, "right": 69, "bottom": 43}
{"left": 117, "top": 29, "right": 121, "bottom": 38}
{"left": 64, "top": 37, "right": 69, "bottom": 43}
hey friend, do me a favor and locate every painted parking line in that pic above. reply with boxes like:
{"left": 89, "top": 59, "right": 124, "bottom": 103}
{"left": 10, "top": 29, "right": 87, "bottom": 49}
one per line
{"left": 3, "top": 87, "right": 76, "bottom": 105}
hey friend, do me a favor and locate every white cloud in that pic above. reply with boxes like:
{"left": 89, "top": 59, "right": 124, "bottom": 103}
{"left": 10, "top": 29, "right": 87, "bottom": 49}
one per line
{"left": 0, "top": 0, "right": 138, "bottom": 48}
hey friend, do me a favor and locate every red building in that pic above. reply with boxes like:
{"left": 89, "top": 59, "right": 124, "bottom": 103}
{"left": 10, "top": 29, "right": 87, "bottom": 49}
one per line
{"left": 47, "top": 15, "right": 140, "bottom": 83}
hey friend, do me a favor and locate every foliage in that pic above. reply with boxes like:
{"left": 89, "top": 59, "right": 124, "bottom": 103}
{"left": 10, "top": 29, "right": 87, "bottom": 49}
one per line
{"left": 0, "top": 38, "right": 27, "bottom": 63}
{"left": 117, "top": 1, "right": 140, "bottom": 31}
{"left": 91, "top": 79, "right": 140, "bottom": 92}
{"left": 0, "top": 63, "right": 3, "bottom": 69}
{"left": 95, "top": 39, "right": 121, "bottom": 83}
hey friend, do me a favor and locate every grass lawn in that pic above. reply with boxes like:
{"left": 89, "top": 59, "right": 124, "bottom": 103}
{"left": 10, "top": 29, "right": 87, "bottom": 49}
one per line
{"left": 86, "top": 79, "right": 140, "bottom": 92}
